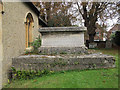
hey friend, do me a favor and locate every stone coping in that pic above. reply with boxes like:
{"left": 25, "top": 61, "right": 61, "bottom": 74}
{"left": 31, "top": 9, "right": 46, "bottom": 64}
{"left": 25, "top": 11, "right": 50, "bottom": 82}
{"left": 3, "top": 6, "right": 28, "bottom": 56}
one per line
{"left": 16, "top": 53, "right": 114, "bottom": 59}
{"left": 38, "top": 27, "right": 87, "bottom": 33}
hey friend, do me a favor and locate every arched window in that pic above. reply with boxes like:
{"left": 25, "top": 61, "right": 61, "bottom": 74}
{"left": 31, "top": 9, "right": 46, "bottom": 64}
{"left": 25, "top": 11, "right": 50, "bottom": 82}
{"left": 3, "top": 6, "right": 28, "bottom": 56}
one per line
{"left": 25, "top": 13, "right": 34, "bottom": 48}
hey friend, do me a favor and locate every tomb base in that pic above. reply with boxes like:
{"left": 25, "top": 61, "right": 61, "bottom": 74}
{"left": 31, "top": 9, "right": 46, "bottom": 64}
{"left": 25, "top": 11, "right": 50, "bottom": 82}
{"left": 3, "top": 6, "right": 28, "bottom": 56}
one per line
{"left": 39, "top": 46, "right": 88, "bottom": 54}
{"left": 12, "top": 54, "right": 116, "bottom": 71}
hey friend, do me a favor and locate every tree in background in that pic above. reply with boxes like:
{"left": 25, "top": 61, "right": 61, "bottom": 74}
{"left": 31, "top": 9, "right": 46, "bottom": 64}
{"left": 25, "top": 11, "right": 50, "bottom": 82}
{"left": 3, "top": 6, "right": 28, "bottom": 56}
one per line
{"left": 33, "top": 2, "right": 118, "bottom": 42}
{"left": 72, "top": 2, "right": 118, "bottom": 43}
{"left": 33, "top": 2, "right": 73, "bottom": 27}
{"left": 47, "top": 12, "right": 72, "bottom": 27}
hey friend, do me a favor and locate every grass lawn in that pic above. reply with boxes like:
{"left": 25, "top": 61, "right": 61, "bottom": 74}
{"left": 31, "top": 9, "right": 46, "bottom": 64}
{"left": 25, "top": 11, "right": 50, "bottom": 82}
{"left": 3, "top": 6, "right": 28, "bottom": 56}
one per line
{"left": 4, "top": 48, "right": 119, "bottom": 88}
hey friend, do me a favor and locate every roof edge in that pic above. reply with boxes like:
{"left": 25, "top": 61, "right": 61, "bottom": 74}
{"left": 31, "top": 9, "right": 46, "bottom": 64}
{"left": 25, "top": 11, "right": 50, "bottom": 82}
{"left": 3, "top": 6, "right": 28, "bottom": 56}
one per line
{"left": 24, "top": 2, "right": 47, "bottom": 26}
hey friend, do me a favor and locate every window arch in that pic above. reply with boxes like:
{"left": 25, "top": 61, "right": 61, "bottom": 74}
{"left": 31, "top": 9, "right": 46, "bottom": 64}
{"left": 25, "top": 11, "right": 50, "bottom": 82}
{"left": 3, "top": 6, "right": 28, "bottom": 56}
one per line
{"left": 25, "top": 13, "right": 34, "bottom": 48}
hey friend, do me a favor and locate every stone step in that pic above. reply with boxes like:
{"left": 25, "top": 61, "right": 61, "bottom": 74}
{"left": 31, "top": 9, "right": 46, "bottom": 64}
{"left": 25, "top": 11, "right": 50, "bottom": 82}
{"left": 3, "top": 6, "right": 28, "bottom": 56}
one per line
{"left": 39, "top": 47, "right": 88, "bottom": 54}
{"left": 12, "top": 54, "right": 116, "bottom": 71}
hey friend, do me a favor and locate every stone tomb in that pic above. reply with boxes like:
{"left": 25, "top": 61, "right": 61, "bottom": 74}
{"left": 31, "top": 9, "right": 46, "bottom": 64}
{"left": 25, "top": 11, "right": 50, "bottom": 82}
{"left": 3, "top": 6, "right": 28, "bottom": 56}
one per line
{"left": 38, "top": 27, "right": 87, "bottom": 54}
{"left": 12, "top": 27, "right": 116, "bottom": 74}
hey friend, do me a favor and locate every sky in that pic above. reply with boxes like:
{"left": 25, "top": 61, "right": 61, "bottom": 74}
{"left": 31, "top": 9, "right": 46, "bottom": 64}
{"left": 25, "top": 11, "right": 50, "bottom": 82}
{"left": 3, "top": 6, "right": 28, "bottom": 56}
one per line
{"left": 106, "top": 18, "right": 118, "bottom": 31}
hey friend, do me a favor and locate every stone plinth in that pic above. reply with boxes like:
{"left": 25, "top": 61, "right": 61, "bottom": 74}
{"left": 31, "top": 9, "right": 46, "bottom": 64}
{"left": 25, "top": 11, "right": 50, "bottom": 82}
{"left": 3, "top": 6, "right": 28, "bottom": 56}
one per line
{"left": 12, "top": 54, "right": 115, "bottom": 71}
{"left": 38, "top": 27, "right": 87, "bottom": 54}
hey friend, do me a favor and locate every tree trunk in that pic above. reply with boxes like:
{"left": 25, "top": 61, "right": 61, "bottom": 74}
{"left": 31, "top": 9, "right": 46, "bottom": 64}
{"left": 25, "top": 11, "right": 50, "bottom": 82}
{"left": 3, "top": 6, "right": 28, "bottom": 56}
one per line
{"left": 89, "top": 34, "right": 95, "bottom": 43}
{"left": 87, "top": 27, "right": 96, "bottom": 43}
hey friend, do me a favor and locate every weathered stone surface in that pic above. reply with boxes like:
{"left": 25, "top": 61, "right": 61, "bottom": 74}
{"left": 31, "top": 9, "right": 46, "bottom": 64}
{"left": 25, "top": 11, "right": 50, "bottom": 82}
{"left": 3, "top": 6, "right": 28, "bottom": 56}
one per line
{"left": 106, "top": 40, "right": 112, "bottom": 48}
{"left": 89, "top": 43, "right": 97, "bottom": 49}
{"left": 39, "top": 47, "right": 88, "bottom": 54}
{"left": 38, "top": 27, "right": 87, "bottom": 54}
{"left": 12, "top": 54, "right": 116, "bottom": 71}
{"left": 0, "top": 61, "right": 2, "bottom": 90}
{"left": 38, "top": 27, "right": 87, "bottom": 32}
{"left": 0, "top": 4, "right": 3, "bottom": 89}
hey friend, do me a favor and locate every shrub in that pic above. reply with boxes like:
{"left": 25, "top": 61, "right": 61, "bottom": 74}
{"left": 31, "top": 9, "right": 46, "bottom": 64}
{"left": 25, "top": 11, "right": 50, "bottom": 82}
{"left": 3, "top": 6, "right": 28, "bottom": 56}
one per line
{"left": 110, "top": 32, "right": 116, "bottom": 41}
{"left": 31, "top": 35, "right": 41, "bottom": 53}
{"left": 110, "top": 31, "right": 120, "bottom": 46}
{"left": 10, "top": 67, "right": 54, "bottom": 80}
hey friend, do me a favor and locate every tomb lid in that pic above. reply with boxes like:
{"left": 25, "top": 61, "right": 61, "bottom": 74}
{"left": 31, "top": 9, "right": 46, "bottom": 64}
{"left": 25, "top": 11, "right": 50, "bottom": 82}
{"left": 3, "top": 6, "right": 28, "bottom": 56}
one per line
{"left": 38, "top": 27, "right": 87, "bottom": 33}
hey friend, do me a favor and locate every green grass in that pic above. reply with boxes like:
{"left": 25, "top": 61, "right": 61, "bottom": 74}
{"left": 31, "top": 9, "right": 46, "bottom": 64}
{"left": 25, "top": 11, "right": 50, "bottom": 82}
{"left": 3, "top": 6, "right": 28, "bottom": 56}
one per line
{"left": 4, "top": 48, "right": 118, "bottom": 88}
{"left": 89, "top": 48, "right": 118, "bottom": 56}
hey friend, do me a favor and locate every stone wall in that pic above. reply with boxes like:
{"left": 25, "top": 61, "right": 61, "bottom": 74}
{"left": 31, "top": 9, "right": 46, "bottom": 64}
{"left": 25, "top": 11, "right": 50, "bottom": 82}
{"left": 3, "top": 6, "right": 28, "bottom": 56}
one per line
{"left": 106, "top": 40, "right": 112, "bottom": 48}
{"left": 0, "top": 3, "right": 3, "bottom": 89}
{"left": 1, "top": 2, "right": 40, "bottom": 86}
{"left": 12, "top": 54, "right": 116, "bottom": 71}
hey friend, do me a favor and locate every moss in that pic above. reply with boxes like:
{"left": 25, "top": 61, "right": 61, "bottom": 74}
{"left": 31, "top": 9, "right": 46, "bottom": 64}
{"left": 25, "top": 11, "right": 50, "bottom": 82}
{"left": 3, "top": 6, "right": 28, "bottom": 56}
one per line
{"left": 50, "top": 61, "right": 67, "bottom": 67}
{"left": 59, "top": 58, "right": 63, "bottom": 61}
{"left": 60, "top": 52, "right": 67, "bottom": 54}
{"left": 74, "top": 62, "right": 79, "bottom": 65}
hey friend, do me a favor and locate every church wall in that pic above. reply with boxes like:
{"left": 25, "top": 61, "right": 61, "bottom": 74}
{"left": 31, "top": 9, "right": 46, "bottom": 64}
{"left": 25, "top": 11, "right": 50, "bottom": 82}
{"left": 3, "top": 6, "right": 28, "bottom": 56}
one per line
{"left": 2, "top": 2, "right": 41, "bottom": 86}
{"left": 0, "top": 2, "right": 3, "bottom": 89}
